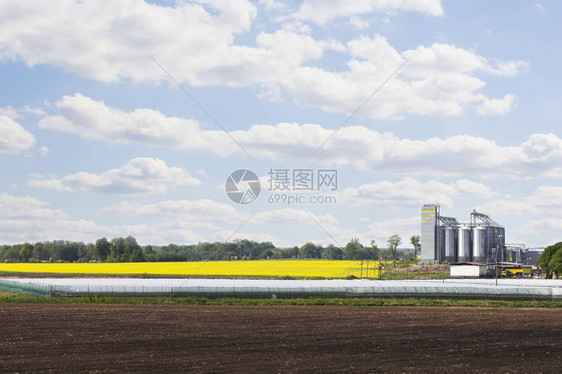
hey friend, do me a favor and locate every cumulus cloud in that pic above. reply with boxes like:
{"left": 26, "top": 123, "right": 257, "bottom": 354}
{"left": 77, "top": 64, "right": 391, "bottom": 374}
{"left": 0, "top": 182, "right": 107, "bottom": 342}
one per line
{"left": 281, "top": 36, "right": 528, "bottom": 119}
{"left": 253, "top": 208, "right": 338, "bottom": 227}
{"left": 477, "top": 94, "right": 517, "bottom": 116}
{"left": 293, "top": 0, "right": 444, "bottom": 25}
{"left": 22, "top": 106, "right": 46, "bottom": 116}
{"left": 478, "top": 186, "right": 562, "bottom": 216}
{"left": 518, "top": 218, "right": 562, "bottom": 234}
{"left": 38, "top": 146, "right": 50, "bottom": 157}
{"left": 39, "top": 95, "right": 562, "bottom": 179}
{"left": 103, "top": 199, "right": 244, "bottom": 223}
{"left": 259, "top": 0, "right": 285, "bottom": 11}
{"left": 0, "top": 217, "right": 220, "bottom": 246}
{"left": 0, "top": 106, "right": 19, "bottom": 119}
{"left": 349, "top": 16, "right": 370, "bottom": 30}
{"left": 365, "top": 216, "right": 419, "bottom": 246}
{"left": 0, "top": 0, "right": 323, "bottom": 87}
{"left": 103, "top": 199, "right": 342, "bottom": 246}
{"left": 0, "top": 116, "right": 36, "bottom": 154}
{"left": 28, "top": 157, "right": 201, "bottom": 194}
{"left": 0, "top": 193, "right": 66, "bottom": 219}
{"left": 339, "top": 178, "right": 497, "bottom": 208}
{"left": 0, "top": 2, "right": 525, "bottom": 119}
{"left": 0, "top": 194, "right": 267, "bottom": 245}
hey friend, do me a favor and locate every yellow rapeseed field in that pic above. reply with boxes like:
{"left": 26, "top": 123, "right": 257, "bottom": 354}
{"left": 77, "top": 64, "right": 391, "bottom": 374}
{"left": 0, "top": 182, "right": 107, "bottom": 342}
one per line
{"left": 0, "top": 260, "right": 388, "bottom": 278}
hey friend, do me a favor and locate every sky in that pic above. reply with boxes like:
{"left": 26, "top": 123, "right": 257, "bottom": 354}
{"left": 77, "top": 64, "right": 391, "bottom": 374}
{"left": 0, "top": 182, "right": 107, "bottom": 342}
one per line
{"left": 0, "top": 0, "right": 561, "bottom": 249}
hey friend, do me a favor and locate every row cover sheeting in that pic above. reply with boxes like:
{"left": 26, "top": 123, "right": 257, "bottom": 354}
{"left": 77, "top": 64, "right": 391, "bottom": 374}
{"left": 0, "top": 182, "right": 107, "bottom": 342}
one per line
{"left": 0, "top": 279, "right": 52, "bottom": 297}
{"left": 2, "top": 278, "right": 561, "bottom": 300}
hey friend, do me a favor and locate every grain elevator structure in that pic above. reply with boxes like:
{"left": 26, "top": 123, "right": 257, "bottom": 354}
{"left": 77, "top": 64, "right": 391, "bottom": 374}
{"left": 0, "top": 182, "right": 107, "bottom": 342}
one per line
{"left": 420, "top": 204, "right": 505, "bottom": 264}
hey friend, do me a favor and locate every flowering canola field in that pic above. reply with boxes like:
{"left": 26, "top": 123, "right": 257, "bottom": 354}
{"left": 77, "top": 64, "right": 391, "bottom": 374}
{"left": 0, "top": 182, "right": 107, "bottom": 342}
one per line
{"left": 0, "top": 260, "right": 386, "bottom": 278}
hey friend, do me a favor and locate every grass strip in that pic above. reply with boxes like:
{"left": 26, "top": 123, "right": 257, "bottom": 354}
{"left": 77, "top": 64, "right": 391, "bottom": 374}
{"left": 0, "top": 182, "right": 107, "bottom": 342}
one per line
{"left": 1, "top": 291, "right": 560, "bottom": 308}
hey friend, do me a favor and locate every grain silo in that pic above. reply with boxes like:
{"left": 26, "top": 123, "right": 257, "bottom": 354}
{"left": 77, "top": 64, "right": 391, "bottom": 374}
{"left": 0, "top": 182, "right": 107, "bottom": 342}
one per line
{"left": 420, "top": 206, "right": 505, "bottom": 264}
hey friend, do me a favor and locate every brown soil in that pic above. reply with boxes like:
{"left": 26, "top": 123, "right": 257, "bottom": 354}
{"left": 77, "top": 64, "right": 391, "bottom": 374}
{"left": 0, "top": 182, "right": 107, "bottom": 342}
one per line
{"left": 392, "top": 264, "right": 450, "bottom": 273}
{"left": 0, "top": 304, "right": 560, "bottom": 373}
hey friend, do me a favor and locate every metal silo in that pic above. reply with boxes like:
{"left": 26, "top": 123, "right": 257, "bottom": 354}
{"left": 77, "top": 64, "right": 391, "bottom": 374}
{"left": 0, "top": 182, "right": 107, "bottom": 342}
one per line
{"left": 457, "top": 225, "right": 470, "bottom": 262}
{"left": 444, "top": 226, "right": 455, "bottom": 263}
{"left": 472, "top": 226, "right": 485, "bottom": 263}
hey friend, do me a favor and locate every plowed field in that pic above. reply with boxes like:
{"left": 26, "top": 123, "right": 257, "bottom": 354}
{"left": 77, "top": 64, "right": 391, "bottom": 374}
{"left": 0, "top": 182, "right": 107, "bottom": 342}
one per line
{"left": 0, "top": 304, "right": 560, "bottom": 373}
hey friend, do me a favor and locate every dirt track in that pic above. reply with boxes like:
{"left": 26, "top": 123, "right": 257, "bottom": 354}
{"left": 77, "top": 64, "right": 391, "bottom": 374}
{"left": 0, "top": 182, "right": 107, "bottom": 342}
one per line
{"left": 0, "top": 304, "right": 560, "bottom": 373}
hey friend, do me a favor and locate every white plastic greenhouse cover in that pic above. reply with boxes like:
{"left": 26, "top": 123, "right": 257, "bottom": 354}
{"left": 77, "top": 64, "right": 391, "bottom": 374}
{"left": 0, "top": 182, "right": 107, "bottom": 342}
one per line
{"left": 2, "top": 278, "right": 561, "bottom": 300}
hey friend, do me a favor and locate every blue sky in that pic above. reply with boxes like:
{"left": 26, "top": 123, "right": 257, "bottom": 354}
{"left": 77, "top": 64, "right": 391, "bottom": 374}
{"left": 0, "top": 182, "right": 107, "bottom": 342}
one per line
{"left": 1, "top": 0, "right": 561, "bottom": 248}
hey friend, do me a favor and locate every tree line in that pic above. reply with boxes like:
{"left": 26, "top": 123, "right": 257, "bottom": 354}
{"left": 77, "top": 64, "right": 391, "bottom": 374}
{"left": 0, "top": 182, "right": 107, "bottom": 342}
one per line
{"left": 536, "top": 242, "right": 562, "bottom": 278}
{"left": 0, "top": 235, "right": 418, "bottom": 263}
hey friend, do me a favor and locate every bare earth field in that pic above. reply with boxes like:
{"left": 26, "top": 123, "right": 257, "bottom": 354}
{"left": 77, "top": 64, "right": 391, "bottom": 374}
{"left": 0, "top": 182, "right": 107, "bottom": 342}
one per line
{"left": 0, "top": 304, "right": 560, "bottom": 373}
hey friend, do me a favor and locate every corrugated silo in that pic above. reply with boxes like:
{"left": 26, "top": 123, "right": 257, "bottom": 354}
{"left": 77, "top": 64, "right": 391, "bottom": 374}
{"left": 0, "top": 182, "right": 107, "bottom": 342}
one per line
{"left": 472, "top": 226, "right": 485, "bottom": 263}
{"left": 457, "top": 225, "right": 470, "bottom": 262}
{"left": 444, "top": 226, "right": 455, "bottom": 263}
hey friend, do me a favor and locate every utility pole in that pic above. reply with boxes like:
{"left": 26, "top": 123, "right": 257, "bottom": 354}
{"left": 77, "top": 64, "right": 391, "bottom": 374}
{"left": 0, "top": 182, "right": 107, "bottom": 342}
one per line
{"left": 360, "top": 260, "right": 363, "bottom": 278}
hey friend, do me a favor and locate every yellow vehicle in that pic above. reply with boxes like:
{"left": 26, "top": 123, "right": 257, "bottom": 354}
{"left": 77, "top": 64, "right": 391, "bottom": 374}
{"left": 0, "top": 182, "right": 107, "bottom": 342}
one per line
{"left": 502, "top": 267, "right": 531, "bottom": 277}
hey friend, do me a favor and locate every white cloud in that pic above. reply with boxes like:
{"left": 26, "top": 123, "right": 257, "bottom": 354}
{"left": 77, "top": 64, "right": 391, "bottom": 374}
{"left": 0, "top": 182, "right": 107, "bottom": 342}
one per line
{"left": 0, "top": 0, "right": 326, "bottom": 87}
{"left": 103, "top": 200, "right": 342, "bottom": 246}
{"left": 281, "top": 37, "right": 528, "bottom": 119}
{"left": 103, "top": 199, "right": 244, "bottom": 223}
{"left": 477, "top": 94, "right": 517, "bottom": 116}
{"left": 259, "top": 0, "right": 285, "bottom": 11}
{"left": 349, "top": 16, "right": 370, "bottom": 30}
{"left": 39, "top": 94, "right": 238, "bottom": 155}
{"left": 519, "top": 218, "right": 562, "bottom": 234}
{"left": 293, "top": 0, "right": 444, "bottom": 25}
{"left": 339, "top": 178, "right": 497, "bottom": 208}
{"left": 0, "top": 193, "right": 66, "bottom": 219}
{"left": 253, "top": 208, "right": 338, "bottom": 227}
{"left": 0, "top": 195, "right": 244, "bottom": 245}
{"left": 0, "top": 106, "right": 19, "bottom": 119}
{"left": 0, "top": 217, "right": 217, "bottom": 246}
{"left": 0, "top": 2, "right": 525, "bottom": 120}
{"left": 39, "top": 146, "right": 50, "bottom": 157}
{"left": 478, "top": 185, "right": 562, "bottom": 216}
{"left": 364, "top": 216, "right": 419, "bottom": 247}
{"left": 22, "top": 106, "right": 46, "bottom": 116}
{"left": 0, "top": 116, "right": 36, "bottom": 154}
{"left": 38, "top": 94, "right": 562, "bottom": 179}
{"left": 28, "top": 157, "right": 201, "bottom": 194}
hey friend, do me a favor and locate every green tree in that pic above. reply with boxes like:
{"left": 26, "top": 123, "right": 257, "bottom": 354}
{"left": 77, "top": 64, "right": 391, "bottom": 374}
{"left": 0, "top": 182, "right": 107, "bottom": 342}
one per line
{"left": 548, "top": 248, "right": 562, "bottom": 279}
{"left": 321, "top": 244, "right": 343, "bottom": 260}
{"left": 410, "top": 235, "right": 421, "bottom": 261}
{"left": 109, "top": 237, "right": 126, "bottom": 262}
{"left": 19, "top": 243, "right": 33, "bottom": 263}
{"left": 124, "top": 236, "right": 141, "bottom": 261}
{"left": 3, "top": 246, "right": 21, "bottom": 261}
{"left": 93, "top": 238, "right": 111, "bottom": 262}
{"left": 346, "top": 237, "right": 361, "bottom": 260}
{"left": 370, "top": 240, "right": 379, "bottom": 260}
{"left": 536, "top": 242, "right": 562, "bottom": 279}
{"left": 387, "top": 235, "right": 402, "bottom": 260}
{"left": 300, "top": 242, "right": 319, "bottom": 259}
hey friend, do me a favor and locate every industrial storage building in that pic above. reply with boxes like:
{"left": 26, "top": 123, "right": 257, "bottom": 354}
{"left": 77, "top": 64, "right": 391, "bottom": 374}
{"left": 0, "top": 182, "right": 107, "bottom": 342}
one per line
{"left": 421, "top": 204, "right": 506, "bottom": 264}
{"left": 509, "top": 247, "right": 544, "bottom": 266}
